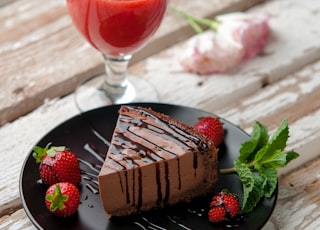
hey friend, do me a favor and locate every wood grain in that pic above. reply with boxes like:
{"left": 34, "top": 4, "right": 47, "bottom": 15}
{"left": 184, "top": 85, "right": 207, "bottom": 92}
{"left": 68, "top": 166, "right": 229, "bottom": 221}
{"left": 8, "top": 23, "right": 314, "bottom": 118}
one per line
{"left": 0, "top": 0, "right": 265, "bottom": 126}
{"left": 1, "top": 0, "right": 320, "bottom": 229}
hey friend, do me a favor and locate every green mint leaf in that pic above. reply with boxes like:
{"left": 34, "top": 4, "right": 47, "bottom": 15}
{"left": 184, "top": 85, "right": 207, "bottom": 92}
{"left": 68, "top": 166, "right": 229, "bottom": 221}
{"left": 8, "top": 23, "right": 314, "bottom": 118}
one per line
{"left": 221, "top": 118, "right": 300, "bottom": 214}
{"left": 269, "top": 118, "right": 289, "bottom": 151}
{"left": 242, "top": 174, "right": 266, "bottom": 213}
{"left": 234, "top": 160, "right": 255, "bottom": 209}
{"left": 257, "top": 166, "right": 278, "bottom": 198}
{"left": 286, "top": 150, "right": 300, "bottom": 163}
{"left": 256, "top": 149, "right": 287, "bottom": 168}
{"left": 255, "top": 119, "right": 289, "bottom": 163}
{"left": 239, "top": 121, "right": 269, "bottom": 163}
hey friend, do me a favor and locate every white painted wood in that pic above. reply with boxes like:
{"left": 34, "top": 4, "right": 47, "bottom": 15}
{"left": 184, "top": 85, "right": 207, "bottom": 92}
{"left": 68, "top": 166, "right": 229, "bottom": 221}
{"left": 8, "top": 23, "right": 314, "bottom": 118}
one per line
{"left": 134, "top": 0, "right": 320, "bottom": 112}
{"left": 0, "top": 0, "right": 263, "bottom": 125}
{"left": 1, "top": 0, "right": 320, "bottom": 229}
{"left": 0, "top": 96, "right": 79, "bottom": 215}
{"left": 263, "top": 158, "right": 320, "bottom": 230}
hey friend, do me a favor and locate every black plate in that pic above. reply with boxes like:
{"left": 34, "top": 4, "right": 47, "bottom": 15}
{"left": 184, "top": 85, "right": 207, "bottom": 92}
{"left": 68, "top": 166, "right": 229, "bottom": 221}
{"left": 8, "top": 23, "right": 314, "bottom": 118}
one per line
{"left": 20, "top": 103, "right": 277, "bottom": 230}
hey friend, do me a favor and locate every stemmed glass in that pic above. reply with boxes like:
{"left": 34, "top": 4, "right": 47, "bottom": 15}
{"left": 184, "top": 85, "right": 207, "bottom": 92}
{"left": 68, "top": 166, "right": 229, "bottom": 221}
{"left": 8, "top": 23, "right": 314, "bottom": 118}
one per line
{"left": 66, "top": 0, "right": 168, "bottom": 111}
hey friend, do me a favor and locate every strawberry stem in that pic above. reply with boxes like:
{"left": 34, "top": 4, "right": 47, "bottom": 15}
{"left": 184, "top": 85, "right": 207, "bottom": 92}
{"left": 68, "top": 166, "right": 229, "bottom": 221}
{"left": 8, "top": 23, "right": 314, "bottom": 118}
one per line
{"left": 33, "top": 142, "right": 52, "bottom": 163}
{"left": 32, "top": 143, "right": 66, "bottom": 163}
{"left": 46, "top": 184, "right": 68, "bottom": 212}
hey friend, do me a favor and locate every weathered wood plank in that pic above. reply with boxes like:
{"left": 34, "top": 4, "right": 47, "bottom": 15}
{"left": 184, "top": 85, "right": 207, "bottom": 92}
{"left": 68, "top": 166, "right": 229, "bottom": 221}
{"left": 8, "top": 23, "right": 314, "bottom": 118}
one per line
{"left": 0, "top": 0, "right": 17, "bottom": 7}
{"left": 0, "top": 209, "right": 34, "bottom": 230}
{"left": 133, "top": 0, "right": 320, "bottom": 112}
{"left": 263, "top": 157, "right": 320, "bottom": 230}
{"left": 217, "top": 60, "right": 320, "bottom": 175}
{"left": 1, "top": 49, "right": 320, "bottom": 230}
{"left": 0, "top": 97, "right": 79, "bottom": 215}
{"left": 1, "top": 0, "right": 320, "bottom": 229}
{"left": 0, "top": 0, "right": 264, "bottom": 126}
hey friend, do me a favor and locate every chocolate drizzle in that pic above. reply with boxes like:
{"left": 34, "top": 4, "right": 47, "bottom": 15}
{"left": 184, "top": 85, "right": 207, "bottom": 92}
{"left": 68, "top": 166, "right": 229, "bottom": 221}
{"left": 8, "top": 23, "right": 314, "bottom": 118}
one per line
{"left": 102, "top": 106, "right": 212, "bottom": 212}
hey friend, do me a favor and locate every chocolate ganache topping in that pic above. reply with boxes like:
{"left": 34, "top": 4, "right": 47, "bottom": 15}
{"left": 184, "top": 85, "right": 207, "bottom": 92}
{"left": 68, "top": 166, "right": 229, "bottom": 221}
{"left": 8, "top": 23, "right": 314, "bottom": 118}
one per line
{"left": 106, "top": 106, "right": 210, "bottom": 170}
{"left": 98, "top": 105, "right": 218, "bottom": 217}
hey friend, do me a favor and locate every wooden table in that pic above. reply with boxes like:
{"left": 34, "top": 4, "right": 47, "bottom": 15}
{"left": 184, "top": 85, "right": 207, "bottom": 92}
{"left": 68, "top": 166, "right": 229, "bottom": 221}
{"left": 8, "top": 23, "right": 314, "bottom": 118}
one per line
{"left": 1, "top": 0, "right": 320, "bottom": 229}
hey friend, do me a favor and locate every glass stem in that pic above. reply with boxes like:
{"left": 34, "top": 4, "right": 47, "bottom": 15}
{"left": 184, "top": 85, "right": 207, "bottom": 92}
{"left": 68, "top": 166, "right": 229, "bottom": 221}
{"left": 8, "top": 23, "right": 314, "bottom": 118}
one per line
{"left": 102, "top": 54, "right": 132, "bottom": 100}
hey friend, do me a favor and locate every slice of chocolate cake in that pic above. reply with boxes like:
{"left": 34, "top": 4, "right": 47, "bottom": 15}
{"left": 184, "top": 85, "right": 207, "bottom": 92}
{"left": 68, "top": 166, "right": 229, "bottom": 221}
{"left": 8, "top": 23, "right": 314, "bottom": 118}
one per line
{"left": 98, "top": 105, "right": 218, "bottom": 217}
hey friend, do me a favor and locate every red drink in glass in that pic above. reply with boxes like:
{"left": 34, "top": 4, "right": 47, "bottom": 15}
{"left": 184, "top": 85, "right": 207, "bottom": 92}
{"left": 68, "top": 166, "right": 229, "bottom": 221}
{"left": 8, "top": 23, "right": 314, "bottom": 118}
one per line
{"left": 67, "top": 0, "right": 168, "bottom": 56}
{"left": 66, "top": 0, "right": 168, "bottom": 111}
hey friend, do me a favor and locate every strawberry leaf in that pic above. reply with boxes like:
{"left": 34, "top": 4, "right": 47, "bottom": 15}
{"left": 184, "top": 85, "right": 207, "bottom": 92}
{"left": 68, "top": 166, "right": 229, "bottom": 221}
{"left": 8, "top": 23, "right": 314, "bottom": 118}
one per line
{"left": 33, "top": 142, "right": 52, "bottom": 163}
{"left": 46, "top": 184, "right": 68, "bottom": 212}
{"left": 46, "top": 146, "right": 66, "bottom": 157}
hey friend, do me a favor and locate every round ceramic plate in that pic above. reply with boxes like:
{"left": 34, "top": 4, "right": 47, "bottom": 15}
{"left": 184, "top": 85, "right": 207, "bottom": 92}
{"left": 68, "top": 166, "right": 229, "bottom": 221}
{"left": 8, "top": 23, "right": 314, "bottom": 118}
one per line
{"left": 20, "top": 103, "right": 277, "bottom": 230}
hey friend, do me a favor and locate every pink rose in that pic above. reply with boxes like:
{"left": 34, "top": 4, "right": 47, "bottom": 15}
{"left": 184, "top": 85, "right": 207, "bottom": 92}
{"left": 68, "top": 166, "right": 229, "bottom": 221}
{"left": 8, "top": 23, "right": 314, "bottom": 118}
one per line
{"left": 180, "top": 12, "right": 270, "bottom": 75}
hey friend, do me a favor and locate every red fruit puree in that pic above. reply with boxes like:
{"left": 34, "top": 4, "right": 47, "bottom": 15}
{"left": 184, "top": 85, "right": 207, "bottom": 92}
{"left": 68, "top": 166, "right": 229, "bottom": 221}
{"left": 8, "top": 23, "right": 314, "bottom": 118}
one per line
{"left": 67, "top": 0, "right": 168, "bottom": 56}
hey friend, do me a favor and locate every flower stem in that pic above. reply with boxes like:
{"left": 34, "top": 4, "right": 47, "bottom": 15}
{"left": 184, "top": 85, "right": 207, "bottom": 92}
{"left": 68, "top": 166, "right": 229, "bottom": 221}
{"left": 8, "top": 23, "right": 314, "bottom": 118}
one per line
{"left": 169, "top": 7, "right": 221, "bottom": 33}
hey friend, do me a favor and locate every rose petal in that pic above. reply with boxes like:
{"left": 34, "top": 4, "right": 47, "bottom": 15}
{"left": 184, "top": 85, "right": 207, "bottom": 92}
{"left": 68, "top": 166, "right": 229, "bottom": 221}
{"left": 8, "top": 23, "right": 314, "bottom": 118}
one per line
{"left": 180, "top": 12, "right": 271, "bottom": 75}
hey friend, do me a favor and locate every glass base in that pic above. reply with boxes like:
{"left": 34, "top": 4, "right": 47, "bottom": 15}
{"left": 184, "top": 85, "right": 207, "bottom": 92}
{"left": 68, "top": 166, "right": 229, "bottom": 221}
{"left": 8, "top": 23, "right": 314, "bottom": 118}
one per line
{"left": 74, "top": 74, "right": 160, "bottom": 112}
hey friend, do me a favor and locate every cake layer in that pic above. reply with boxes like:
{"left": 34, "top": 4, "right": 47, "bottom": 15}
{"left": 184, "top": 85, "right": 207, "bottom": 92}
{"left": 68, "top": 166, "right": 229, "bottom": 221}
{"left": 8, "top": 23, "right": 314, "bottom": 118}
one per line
{"left": 98, "top": 106, "right": 218, "bottom": 217}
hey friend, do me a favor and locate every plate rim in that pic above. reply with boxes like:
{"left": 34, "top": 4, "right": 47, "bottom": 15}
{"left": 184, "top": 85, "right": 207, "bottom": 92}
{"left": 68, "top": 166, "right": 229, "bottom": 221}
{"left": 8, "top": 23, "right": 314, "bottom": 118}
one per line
{"left": 19, "top": 102, "right": 278, "bottom": 230}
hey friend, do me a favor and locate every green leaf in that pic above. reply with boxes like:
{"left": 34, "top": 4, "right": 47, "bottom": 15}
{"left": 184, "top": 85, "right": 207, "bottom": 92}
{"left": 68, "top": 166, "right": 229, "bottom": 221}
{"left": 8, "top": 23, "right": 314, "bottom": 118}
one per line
{"left": 47, "top": 146, "right": 66, "bottom": 157}
{"left": 234, "top": 160, "right": 255, "bottom": 208}
{"left": 269, "top": 119, "right": 289, "bottom": 151}
{"left": 257, "top": 149, "right": 287, "bottom": 168}
{"left": 242, "top": 174, "right": 266, "bottom": 213}
{"left": 46, "top": 184, "right": 68, "bottom": 212}
{"left": 33, "top": 142, "right": 52, "bottom": 163}
{"left": 257, "top": 166, "right": 278, "bottom": 198}
{"left": 220, "top": 118, "right": 300, "bottom": 214}
{"left": 239, "top": 121, "right": 269, "bottom": 163}
{"left": 255, "top": 119, "right": 289, "bottom": 163}
{"left": 286, "top": 150, "right": 300, "bottom": 163}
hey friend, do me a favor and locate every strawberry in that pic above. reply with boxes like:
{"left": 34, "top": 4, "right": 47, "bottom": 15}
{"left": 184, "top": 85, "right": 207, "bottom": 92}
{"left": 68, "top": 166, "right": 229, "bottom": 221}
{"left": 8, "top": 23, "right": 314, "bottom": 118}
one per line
{"left": 33, "top": 143, "right": 81, "bottom": 186}
{"left": 208, "top": 206, "right": 226, "bottom": 223}
{"left": 208, "top": 190, "right": 240, "bottom": 222}
{"left": 194, "top": 116, "right": 224, "bottom": 147}
{"left": 45, "top": 182, "right": 80, "bottom": 217}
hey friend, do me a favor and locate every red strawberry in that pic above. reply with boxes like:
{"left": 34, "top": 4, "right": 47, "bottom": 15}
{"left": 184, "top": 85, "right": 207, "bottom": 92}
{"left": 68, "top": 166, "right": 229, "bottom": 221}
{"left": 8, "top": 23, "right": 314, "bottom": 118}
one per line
{"left": 208, "top": 206, "right": 226, "bottom": 223}
{"left": 45, "top": 182, "right": 80, "bottom": 217}
{"left": 208, "top": 190, "right": 240, "bottom": 222}
{"left": 33, "top": 143, "right": 81, "bottom": 186}
{"left": 194, "top": 116, "right": 224, "bottom": 147}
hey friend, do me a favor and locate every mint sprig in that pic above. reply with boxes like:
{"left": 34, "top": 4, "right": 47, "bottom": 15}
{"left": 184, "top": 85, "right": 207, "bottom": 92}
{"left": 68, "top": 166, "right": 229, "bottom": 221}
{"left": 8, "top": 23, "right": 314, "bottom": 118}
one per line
{"left": 220, "top": 119, "right": 299, "bottom": 213}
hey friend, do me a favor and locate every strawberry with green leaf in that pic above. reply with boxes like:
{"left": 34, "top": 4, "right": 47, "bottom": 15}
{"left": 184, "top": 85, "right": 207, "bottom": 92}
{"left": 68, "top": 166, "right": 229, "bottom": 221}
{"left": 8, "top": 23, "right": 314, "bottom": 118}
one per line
{"left": 33, "top": 143, "right": 81, "bottom": 186}
{"left": 45, "top": 182, "right": 80, "bottom": 217}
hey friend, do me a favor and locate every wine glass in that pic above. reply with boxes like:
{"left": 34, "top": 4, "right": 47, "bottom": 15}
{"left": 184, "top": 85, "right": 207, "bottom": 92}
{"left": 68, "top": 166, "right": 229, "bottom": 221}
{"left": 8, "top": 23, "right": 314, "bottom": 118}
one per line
{"left": 66, "top": 0, "right": 168, "bottom": 111}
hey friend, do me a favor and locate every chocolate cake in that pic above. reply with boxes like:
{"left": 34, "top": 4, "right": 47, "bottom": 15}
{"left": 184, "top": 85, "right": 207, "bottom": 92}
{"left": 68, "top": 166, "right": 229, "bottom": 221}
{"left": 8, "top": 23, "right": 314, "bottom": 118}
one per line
{"left": 98, "top": 105, "right": 218, "bottom": 217}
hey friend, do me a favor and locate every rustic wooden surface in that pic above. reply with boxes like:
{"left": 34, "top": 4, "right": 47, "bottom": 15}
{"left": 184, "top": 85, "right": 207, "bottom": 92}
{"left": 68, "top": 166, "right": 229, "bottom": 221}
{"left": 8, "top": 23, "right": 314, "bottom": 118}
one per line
{"left": 0, "top": 0, "right": 264, "bottom": 126}
{"left": 1, "top": 0, "right": 320, "bottom": 229}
